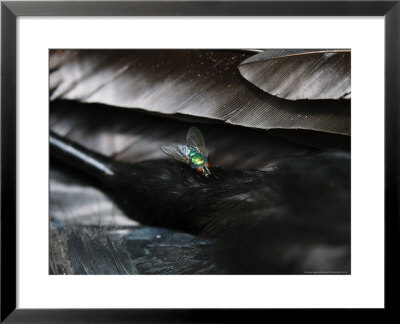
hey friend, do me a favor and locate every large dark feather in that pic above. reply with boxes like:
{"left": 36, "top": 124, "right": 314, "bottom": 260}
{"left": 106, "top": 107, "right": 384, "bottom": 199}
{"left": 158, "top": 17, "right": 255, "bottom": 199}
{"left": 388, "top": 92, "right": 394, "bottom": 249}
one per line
{"left": 50, "top": 49, "right": 350, "bottom": 135}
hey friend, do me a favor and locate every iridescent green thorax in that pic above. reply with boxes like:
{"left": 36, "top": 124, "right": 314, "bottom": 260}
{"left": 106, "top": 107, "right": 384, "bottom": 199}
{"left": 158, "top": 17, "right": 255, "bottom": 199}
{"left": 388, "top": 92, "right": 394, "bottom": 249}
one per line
{"left": 189, "top": 150, "right": 205, "bottom": 166}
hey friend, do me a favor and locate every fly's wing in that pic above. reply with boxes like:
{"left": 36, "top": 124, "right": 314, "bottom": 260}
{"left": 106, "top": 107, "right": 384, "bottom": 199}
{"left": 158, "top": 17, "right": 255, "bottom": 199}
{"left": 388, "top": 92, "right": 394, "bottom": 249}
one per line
{"left": 186, "top": 127, "right": 206, "bottom": 156}
{"left": 160, "top": 144, "right": 190, "bottom": 164}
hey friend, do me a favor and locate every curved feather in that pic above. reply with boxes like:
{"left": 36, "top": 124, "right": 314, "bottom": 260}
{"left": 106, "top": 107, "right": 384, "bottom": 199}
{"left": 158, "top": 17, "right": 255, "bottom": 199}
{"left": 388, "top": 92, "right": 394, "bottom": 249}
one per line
{"left": 238, "top": 49, "right": 351, "bottom": 100}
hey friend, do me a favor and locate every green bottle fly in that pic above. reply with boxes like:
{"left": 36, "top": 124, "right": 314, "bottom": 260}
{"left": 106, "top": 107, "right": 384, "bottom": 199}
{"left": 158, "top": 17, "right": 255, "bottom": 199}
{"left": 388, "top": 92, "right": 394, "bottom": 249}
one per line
{"left": 161, "top": 127, "right": 211, "bottom": 177}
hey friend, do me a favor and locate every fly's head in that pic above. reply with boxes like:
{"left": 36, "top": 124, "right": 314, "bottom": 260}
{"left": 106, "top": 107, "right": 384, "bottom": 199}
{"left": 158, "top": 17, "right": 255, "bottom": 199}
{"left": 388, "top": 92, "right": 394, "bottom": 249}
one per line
{"left": 196, "top": 162, "right": 211, "bottom": 178}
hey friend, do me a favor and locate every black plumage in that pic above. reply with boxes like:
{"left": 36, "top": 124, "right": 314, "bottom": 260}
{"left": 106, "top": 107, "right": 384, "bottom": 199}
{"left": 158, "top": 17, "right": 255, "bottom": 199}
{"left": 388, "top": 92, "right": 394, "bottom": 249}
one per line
{"left": 50, "top": 131, "right": 350, "bottom": 274}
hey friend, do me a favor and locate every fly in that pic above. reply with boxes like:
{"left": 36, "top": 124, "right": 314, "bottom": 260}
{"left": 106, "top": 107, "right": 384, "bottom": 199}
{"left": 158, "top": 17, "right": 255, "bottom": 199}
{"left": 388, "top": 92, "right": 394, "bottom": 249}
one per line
{"left": 161, "top": 127, "right": 211, "bottom": 177}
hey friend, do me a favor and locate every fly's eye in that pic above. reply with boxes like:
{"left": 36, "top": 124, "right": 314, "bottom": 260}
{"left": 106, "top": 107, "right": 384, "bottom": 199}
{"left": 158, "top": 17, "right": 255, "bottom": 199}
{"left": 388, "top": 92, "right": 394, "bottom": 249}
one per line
{"left": 205, "top": 162, "right": 211, "bottom": 168}
{"left": 197, "top": 167, "right": 203, "bottom": 174}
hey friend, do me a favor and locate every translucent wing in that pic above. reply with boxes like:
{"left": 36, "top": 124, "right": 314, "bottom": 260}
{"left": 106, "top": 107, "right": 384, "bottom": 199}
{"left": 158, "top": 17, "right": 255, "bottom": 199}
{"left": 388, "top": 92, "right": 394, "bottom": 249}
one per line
{"left": 186, "top": 127, "right": 206, "bottom": 155}
{"left": 160, "top": 144, "right": 190, "bottom": 164}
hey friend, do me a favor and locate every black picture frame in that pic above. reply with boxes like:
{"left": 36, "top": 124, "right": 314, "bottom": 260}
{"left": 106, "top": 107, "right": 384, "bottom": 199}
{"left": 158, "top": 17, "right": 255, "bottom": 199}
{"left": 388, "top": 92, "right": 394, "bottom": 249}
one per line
{"left": 1, "top": 0, "right": 398, "bottom": 321}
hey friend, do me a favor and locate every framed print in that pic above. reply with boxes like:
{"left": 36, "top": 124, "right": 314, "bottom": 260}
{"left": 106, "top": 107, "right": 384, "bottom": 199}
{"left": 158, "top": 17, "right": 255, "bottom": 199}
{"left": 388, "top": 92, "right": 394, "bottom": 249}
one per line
{"left": 1, "top": 0, "right": 398, "bottom": 322}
